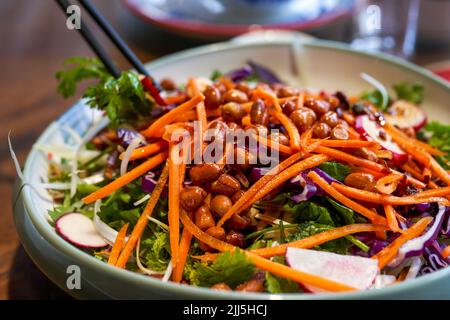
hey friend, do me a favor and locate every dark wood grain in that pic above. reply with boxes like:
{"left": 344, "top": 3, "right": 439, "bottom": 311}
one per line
{"left": 1, "top": 0, "right": 449, "bottom": 300}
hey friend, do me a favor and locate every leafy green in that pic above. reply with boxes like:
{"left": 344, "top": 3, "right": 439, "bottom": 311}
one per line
{"left": 186, "top": 250, "right": 255, "bottom": 288}
{"left": 326, "top": 198, "right": 355, "bottom": 225}
{"left": 318, "top": 162, "right": 352, "bottom": 182}
{"left": 360, "top": 89, "right": 389, "bottom": 110}
{"left": 141, "top": 232, "right": 171, "bottom": 272}
{"left": 393, "top": 81, "right": 424, "bottom": 104}
{"left": 56, "top": 57, "right": 109, "bottom": 98}
{"left": 286, "top": 222, "right": 351, "bottom": 254}
{"left": 210, "top": 69, "right": 223, "bottom": 81}
{"left": 286, "top": 201, "right": 335, "bottom": 226}
{"left": 420, "top": 121, "right": 450, "bottom": 169}
{"left": 56, "top": 57, "right": 153, "bottom": 127}
{"left": 265, "top": 272, "right": 300, "bottom": 294}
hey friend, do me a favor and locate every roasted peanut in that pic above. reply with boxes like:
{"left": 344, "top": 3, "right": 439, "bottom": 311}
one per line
{"left": 277, "top": 86, "right": 298, "bottom": 98}
{"left": 313, "top": 122, "right": 331, "bottom": 139}
{"left": 344, "top": 172, "right": 377, "bottom": 192}
{"left": 321, "top": 111, "right": 339, "bottom": 128}
{"left": 189, "top": 163, "right": 223, "bottom": 185}
{"left": 210, "top": 174, "right": 241, "bottom": 196}
{"left": 226, "top": 230, "right": 246, "bottom": 248}
{"left": 331, "top": 125, "right": 349, "bottom": 140}
{"left": 289, "top": 107, "right": 317, "bottom": 132}
{"left": 304, "top": 98, "right": 330, "bottom": 115}
{"left": 281, "top": 100, "right": 297, "bottom": 116}
{"left": 204, "top": 85, "right": 221, "bottom": 109}
{"left": 210, "top": 195, "right": 233, "bottom": 217}
{"left": 269, "top": 131, "right": 290, "bottom": 146}
{"left": 222, "top": 89, "right": 249, "bottom": 103}
{"left": 228, "top": 214, "right": 251, "bottom": 230}
{"left": 231, "top": 189, "right": 245, "bottom": 204}
{"left": 250, "top": 99, "right": 269, "bottom": 126}
{"left": 222, "top": 102, "right": 245, "bottom": 122}
{"left": 160, "top": 78, "right": 176, "bottom": 91}
{"left": 194, "top": 204, "right": 216, "bottom": 230}
{"left": 180, "top": 186, "right": 207, "bottom": 211}
{"left": 211, "top": 283, "right": 232, "bottom": 291}
{"left": 205, "top": 226, "right": 226, "bottom": 241}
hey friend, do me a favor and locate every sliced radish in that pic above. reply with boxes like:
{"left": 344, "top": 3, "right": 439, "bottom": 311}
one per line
{"left": 384, "top": 100, "right": 427, "bottom": 132}
{"left": 56, "top": 212, "right": 107, "bottom": 248}
{"left": 355, "top": 115, "right": 408, "bottom": 165}
{"left": 285, "top": 247, "right": 379, "bottom": 293}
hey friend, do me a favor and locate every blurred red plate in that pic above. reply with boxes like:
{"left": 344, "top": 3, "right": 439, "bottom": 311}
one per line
{"left": 123, "top": 0, "right": 352, "bottom": 40}
{"left": 426, "top": 60, "right": 450, "bottom": 83}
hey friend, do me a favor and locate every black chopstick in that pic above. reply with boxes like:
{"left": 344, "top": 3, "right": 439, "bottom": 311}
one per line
{"left": 56, "top": 0, "right": 120, "bottom": 78}
{"left": 55, "top": 0, "right": 167, "bottom": 105}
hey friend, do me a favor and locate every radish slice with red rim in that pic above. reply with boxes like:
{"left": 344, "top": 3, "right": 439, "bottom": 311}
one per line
{"left": 56, "top": 212, "right": 108, "bottom": 248}
{"left": 285, "top": 247, "right": 379, "bottom": 293}
{"left": 355, "top": 115, "right": 407, "bottom": 165}
{"left": 384, "top": 100, "right": 427, "bottom": 132}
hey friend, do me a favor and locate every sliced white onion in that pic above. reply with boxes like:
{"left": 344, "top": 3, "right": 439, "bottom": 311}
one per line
{"left": 120, "top": 136, "right": 144, "bottom": 176}
{"left": 404, "top": 257, "right": 423, "bottom": 280}
{"left": 33, "top": 144, "right": 99, "bottom": 160}
{"left": 135, "top": 238, "right": 166, "bottom": 276}
{"left": 81, "top": 172, "right": 104, "bottom": 185}
{"left": 134, "top": 194, "right": 150, "bottom": 207}
{"left": 148, "top": 217, "right": 169, "bottom": 231}
{"left": 93, "top": 200, "right": 118, "bottom": 246}
{"left": 360, "top": 72, "right": 389, "bottom": 110}
{"left": 162, "top": 261, "right": 173, "bottom": 282}
{"left": 8, "top": 131, "right": 24, "bottom": 180}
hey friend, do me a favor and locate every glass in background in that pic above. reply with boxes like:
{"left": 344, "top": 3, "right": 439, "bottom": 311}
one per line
{"left": 350, "top": 0, "right": 421, "bottom": 59}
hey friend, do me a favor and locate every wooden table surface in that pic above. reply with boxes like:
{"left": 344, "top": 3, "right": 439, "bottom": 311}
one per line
{"left": 1, "top": 0, "right": 449, "bottom": 300}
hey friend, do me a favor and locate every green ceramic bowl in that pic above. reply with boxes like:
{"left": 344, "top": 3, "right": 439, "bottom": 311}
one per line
{"left": 13, "top": 38, "right": 450, "bottom": 299}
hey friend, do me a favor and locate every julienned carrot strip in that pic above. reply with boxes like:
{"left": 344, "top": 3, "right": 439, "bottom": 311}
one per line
{"left": 412, "top": 186, "right": 450, "bottom": 199}
{"left": 310, "top": 139, "right": 378, "bottom": 148}
{"left": 372, "top": 217, "right": 433, "bottom": 269}
{"left": 168, "top": 142, "right": 182, "bottom": 268}
{"left": 196, "top": 101, "right": 207, "bottom": 154}
{"left": 270, "top": 109, "right": 301, "bottom": 151}
{"left": 123, "top": 140, "right": 167, "bottom": 161}
{"left": 247, "top": 154, "right": 330, "bottom": 210}
{"left": 195, "top": 223, "right": 387, "bottom": 262}
{"left": 383, "top": 204, "right": 402, "bottom": 233}
{"left": 388, "top": 123, "right": 445, "bottom": 157}
{"left": 430, "top": 157, "right": 450, "bottom": 186}
{"left": 173, "top": 110, "right": 197, "bottom": 122}
{"left": 332, "top": 183, "right": 450, "bottom": 206}
{"left": 384, "top": 124, "right": 431, "bottom": 167}
{"left": 108, "top": 223, "right": 129, "bottom": 266}
{"left": 172, "top": 210, "right": 193, "bottom": 282}
{"left": 252, "top": 88, "right": 282, "bottom": 112}
{"left": 164, "top": 93, "right": 188, "bottom": 105}
{"left": 83, "top": 151, "right": 168, "bottom": 204}
{"left": 180, "top": 210, "right": 355, "bottom": 292}
{"left": 252, "top": 133, "right": 294, "bottom": 155}
{"left": 141, "top": 93, "right": 205, "bottom": 137}
{"left": 376, "top": 173, "right": 404, "bottom": 195}
{"left": 314, "top": 146, "right": 388, "bottom": 173}
{"left": 216, "top": 144, "right": 321, "bottom": 227}
{"left": 308, "top": 171, "right": 387, "bottom": 225}
{"left": 116, "top": 164, "right": 169, "bottom": 268}
{"left": 441, "top": 245, "right": 450, "bottom": 259}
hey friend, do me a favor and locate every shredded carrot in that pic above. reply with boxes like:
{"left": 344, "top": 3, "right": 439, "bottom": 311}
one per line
{"left": 430, "top": 156, "right": 450, "bottom": 186}
{"left": 172, "top": 210, "right": 193, "bottom": 282}
{"left": 252, "top": 132, "right": 293, "bottom": 155}
{"left": 83, "top": 151, "right": 168, "bottom": 204}
{"left": 116, "top": 164, "right": 169, "bottom": 268}
{"left": 173, "top": 109, "right": 198, "bottom": 122}
{"left": 308, "top": 171, "right": 387, "bottom": 225}
{"left": 270, "top": 109, "right": 301, "bottom": 151}
{"left": 141, "top": 93, "right": 205, "bottom": 137}
{"left": 247, "top": 154, "right": 330, "bottom": 210}
{"left": 311, "top": 139, "right": 378, "bottom": 149}
{"left": 252, "top": 88, "right": 282, "bottom": 112}
{"left": 412, "top": 186, "right": 450, "bottom": 199}
{"left": 123, "top": 140, "right": 167, "bottom": 161}
{"left": 376, "top": 173, "right": 404, "bottom": 195}
{"left": 372, "top": 217, "right": 433, "bottom": 269}
{"left": 108, "top": 223, "right": 129, "bottom": 266}
{"left": 441, "top": 245, "right": 450, "bottom": 259}
{"left": 168, "top": 142, "right": 182, "bottom": 268}
{"left": 165, "top": 93, "right": 188, "bottom": 105}
{"left": 180, "top": 210, "right": 355, "bottom": 292}
{"left": 241, "top": 115, "right": 252, "bottom": 127}
{"left": 332, "top": 183, "right": 450, "bottom": 206}
{"left": 296, "top": 92, "right": 305, "bottom": 109}
{"left": 383, "top": 204, "right": 402, "bottom": 233}
{"left": 314, "top": 146, "right": 388, "bottom": 173}
{"left": 216, "top": 145, "right": 321, "bottom": 227}
{"left": 195, "top": 223, "right": 387, "bottom": 262}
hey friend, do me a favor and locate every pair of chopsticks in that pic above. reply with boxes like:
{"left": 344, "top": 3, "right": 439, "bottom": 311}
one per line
{"left": 55, "top": 0, "right": 167, "bottom": 105}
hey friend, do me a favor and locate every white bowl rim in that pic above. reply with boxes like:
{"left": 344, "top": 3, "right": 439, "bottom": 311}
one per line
{"left": 20, "top": 38, "right": 450, "bottom": 299}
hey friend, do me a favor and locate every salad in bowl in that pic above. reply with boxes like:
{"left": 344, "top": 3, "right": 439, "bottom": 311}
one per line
{"left": 14, "top": 55, "right": 450, "bottom": 295}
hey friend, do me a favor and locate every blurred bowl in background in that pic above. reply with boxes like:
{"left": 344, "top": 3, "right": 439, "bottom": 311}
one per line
{"left": 123, "top": 0, "right": 353, "bottom": 40}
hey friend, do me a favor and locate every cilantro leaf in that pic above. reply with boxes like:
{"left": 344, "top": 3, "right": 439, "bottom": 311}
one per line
{"left": 265, "top": 272, "right": 300, "bottom": 294}
{"left": 360, "top": 89, "right": 390, "bottom": 111}
{"left": 286, "top": 201, "right": 335, "bottom": 226}
{"left": 393, "top": 81, "right": 424, "bottom": 104}
{"left": 326, "top": 198, "right": 355, "bottom": 225}
{"left": 210, "top": 69, "right": 223, "bottom": 81}
{"left": 56, "top": 57, "right": 153, "bottom": 127}
{"left": 141, "top": 232, "right": 171, "bottom": 272}
{"left": 318, "top": 162, "right": 351, "bottom": 182}
{"left": 187, "top": 250, "right": 255, "bottom": 288}
{"left": 56, "top": 57, "right": 109, "bottom": 98}
{"left": 421, "top": 121, "right": 450, "bottom": 169}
